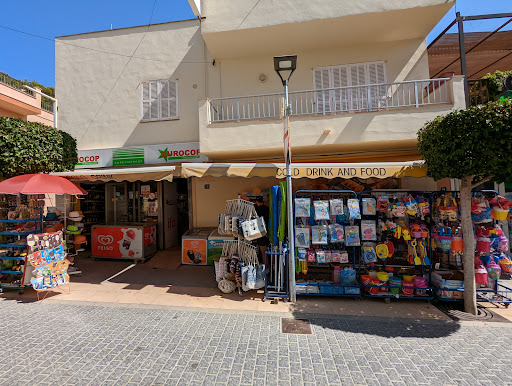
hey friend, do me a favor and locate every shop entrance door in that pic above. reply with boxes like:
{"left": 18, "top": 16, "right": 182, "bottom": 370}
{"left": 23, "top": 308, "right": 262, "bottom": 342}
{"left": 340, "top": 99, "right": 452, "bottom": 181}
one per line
{"left": 162, "top": 181, "right": 178, "bottom": 249}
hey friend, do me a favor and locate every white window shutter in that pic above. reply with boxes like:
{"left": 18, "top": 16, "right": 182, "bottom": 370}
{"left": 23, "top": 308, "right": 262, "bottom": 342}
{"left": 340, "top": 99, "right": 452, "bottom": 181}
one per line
{"left": 142, "top": 83, "right": 151, "bottom": 121}
{"left": 332, "top": 66, "right": 349, "bottom": 112}
{"left": 368, "top": 62, "right": 387, "bottom": 110}
{"left": 159, "top": 80, "right": 178, "bottom": 120}
{"left": 313, "top": 67, "right": 331, "bottom": 114}
{"left": 150, "top": 82, "right": 159, "bottom": 120}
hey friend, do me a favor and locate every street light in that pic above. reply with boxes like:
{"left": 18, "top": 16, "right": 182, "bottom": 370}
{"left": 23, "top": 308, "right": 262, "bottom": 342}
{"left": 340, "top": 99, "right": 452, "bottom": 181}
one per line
{"left": 24, "top": 85, "right": 58, "bottom": 128}
{"left": 274, "top": 54, "right": 297, "bottom": 302}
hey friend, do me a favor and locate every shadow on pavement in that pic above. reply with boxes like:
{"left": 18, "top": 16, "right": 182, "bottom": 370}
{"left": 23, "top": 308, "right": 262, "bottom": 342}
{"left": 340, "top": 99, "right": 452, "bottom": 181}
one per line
{"left": 295, "top": 313, "right": 461, "bottom": 338}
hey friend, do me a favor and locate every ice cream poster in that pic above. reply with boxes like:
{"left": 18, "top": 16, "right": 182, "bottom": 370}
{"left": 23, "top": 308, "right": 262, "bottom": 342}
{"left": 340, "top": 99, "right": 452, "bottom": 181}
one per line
{"left": 27, "top": 232, "right": 70, "bottom": 291}
{"left": 92, "top": 226, "right": 143, "bottom": 259}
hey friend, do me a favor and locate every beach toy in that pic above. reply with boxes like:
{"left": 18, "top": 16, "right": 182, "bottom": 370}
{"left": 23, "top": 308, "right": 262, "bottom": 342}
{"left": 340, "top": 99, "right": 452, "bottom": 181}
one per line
{"left": 402, "top": 281, "right": 414, "bottom": 296}
{"left": 451, "top": 236, "right": 463, "bottom": 253}
{"left": 475, "top": 265, "right": 488, "bottom": 285}
{"left": 476, "top": 237, "right": 491, "bottom": 253}
{"left": 376, "top": 243, "right": 389, "bottom": 261}
{"left": 411, "top": 224, "right": 422, "bottom": 239}
{"left": 389, "top": 276, "right": 402, "bottom": 295}
{"left": 492, "top": 207, "right": 509, "bottom": 221}
{"left": 403, "top": 275, "right": 414, "bottom": 282}
{"left": 487, "top": 262, "right": 501, "bottom": 280}
{"left": 413, "top": 276, "right": 428, "bottom": 296}
{"left": 377, "top": 271, "right": 389, "bottom": 293}
{"left": 333, "top": 266, "right": 341, "bottom": 284}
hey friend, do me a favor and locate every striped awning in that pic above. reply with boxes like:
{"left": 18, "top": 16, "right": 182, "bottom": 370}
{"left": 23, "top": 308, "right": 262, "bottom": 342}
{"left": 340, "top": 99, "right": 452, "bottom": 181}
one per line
{"left": 181, "top": 162, "right": 427, "bottom": 179}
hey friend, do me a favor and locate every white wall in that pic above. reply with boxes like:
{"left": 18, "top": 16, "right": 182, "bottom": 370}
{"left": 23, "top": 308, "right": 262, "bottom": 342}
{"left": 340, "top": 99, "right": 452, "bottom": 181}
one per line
{"left": 56, "top": 20, "right": 204, "bottom": 151}
{"left": 201, "top": 0, "right": 454, "bottom": 34}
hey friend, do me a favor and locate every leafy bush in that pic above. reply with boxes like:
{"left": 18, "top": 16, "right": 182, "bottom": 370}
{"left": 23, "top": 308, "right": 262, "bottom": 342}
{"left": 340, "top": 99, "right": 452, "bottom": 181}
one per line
{"left": 482, "top": 70, "right": 512, "bottom": 101}
{"left": 0, "top": 117, "right": 77, "bottom": 178}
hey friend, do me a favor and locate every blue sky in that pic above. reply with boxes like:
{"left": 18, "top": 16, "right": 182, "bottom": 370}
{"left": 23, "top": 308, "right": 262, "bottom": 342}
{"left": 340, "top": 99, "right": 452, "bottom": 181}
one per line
{"left": 0, "top": 0, "right": 510, "bottom": 88}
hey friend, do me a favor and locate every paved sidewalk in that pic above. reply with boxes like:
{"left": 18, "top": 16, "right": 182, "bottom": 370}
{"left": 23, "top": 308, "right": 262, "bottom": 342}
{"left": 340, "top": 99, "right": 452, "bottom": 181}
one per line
{"left": 0, "top": 299, "right": 510, "bottom": 386}
{"left": 0, "top": 249, "right": 451, "bottom": 321}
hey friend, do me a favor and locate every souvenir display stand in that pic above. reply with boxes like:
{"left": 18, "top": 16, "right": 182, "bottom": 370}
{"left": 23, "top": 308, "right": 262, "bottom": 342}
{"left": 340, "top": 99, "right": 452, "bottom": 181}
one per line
{"left": 214, "top": 198, "right": 267, "bottom": 297}
{"left": 0, "top": 207, "right": 43, "bottom": 294}
{"left": 264, "top": 246, "right": 289, "bottom": 301}
{"left": 293, "top": 190, "right": 361, "bottom": 298}
{"left": 432, "top": 190, "right": 512, "bottom": 306}
{"left": 358, "top": 191, "right": 434, "bottom": 300}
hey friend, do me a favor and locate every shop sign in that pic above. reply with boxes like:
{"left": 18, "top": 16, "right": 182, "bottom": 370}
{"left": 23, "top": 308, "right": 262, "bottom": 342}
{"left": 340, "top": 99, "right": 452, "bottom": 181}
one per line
{"left": 276, "top": 166, "right": 408, "bottom": 179}
{"left": 141, "top": 185, "right": 151, "bottom": 194}
{"left": 76, "top": 142, "right": 207, "bottom": 169}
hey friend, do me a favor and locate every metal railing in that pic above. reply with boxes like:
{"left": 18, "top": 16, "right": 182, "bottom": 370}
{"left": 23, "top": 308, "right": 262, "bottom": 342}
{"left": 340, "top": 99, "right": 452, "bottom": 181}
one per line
{"left": 41, "top": 97, "right": 54, "bottom": 112}
{"left": 0, "top": 73, "right": 34, "bottom": 97}
{"left": 208, "top": 78, "right": 451, "bottom": 123}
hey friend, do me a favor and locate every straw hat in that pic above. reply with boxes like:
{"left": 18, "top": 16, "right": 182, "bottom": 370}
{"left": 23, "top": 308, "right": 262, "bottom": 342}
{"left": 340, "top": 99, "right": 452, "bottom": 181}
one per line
{"left": 73, "top": 235, "right": 87, "bottom": 245}
{"left": 66, "top": 225, "right": 81, "bottom": 235}
{"left": 53, "top": 223, "right": 64, "bottom": 231}
{"left": 45, "top": 226, "right": 57, "bottom": 233}
{"left": 68, "top": 211, "right": 83, "bottom": 222}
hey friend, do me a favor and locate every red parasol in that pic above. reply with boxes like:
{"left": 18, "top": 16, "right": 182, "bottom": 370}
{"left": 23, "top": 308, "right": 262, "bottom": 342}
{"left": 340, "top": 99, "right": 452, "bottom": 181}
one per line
{"left": 0, "top": 174, "right": 87, "bottom": 195}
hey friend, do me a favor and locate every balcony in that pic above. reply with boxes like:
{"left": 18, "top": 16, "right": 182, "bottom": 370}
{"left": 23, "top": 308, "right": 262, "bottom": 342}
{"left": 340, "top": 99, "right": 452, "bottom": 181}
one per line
{"left": 199, "top": 76, "right": 466, "bottom": 161}
{"left": 0, "top": 73, "right": 55, "bottom": 127}
{"left": 208, "top": 78, "right": 451, "bottom": 124}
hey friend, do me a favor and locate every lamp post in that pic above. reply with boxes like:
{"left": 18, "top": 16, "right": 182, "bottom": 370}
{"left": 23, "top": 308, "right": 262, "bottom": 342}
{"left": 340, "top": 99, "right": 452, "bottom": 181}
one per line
{"left": 24, "top": 85, "right": 58, "bottom": 128}
{"left": 274, "top": 55, "right": 297, "bottom": 302}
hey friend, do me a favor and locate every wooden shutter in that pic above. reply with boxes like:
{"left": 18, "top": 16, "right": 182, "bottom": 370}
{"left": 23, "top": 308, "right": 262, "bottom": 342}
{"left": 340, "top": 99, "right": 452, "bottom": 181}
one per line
{"left": 160, "top": 80, "right": 178, "bottom": 119}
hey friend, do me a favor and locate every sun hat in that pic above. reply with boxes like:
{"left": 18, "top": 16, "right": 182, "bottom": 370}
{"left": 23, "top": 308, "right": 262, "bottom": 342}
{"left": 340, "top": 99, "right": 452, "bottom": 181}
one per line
{"left": 53, "top": 223, "right": 64, "bottom": 231}
{"left": 66, "top": 225, "right": 81, "bottom": 235}
{"left": 68, "top": 210, "right": 83, "bottom": 222}
{"left": 44, "top": 226, "right": 57, "bottom": 233}
{"left": 73, "top": 235, "right": 87, "bottom": 245}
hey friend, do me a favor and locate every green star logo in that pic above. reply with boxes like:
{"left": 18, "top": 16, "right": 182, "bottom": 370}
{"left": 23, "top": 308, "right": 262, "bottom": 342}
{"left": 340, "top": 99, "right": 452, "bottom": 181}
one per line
{"left": 159, "top": 148, "right": 169, "bottom": 161}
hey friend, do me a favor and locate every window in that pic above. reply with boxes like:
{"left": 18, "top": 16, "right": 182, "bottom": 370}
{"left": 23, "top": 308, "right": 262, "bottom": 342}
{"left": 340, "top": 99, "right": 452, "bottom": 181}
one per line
{"left": 313, "top": 61, "right": 386, "bottom": 114}
{"left": 141, "top": 80, "right": 178, "bottom": 121}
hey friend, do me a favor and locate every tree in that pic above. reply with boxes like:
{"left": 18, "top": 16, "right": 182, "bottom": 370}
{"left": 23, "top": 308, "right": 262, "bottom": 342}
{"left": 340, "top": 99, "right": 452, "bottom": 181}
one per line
{"left": 0, "top": 117, "right": 77, "bottom": 178}
{"left": 418, "top": 100, "right": 512, "bottom": 315}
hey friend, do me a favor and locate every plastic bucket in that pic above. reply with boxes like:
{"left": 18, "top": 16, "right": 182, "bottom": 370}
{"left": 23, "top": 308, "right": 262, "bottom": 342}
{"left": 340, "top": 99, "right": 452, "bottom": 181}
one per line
{"left": 451, "top": 237, "right": 463, "bottom": 253}
{"left": 389, "top": 276, "right": 401, "bottom": 295}
{"left": 361, "top": 275, "right": 373, "bottom": 293}
{"left": 402, "top": 281, "right": 414, "bottom": 296}
{"left": 493, "top": 208, "right": 509, "bottom": 221}
{"left": 403, "top": 275, "right": 414, "bottom": 282}
{"left": 476, "top": 237, "right": 491, "bottom": 253}
{"left": 413, "top": 276, "right": 428, "bottom": 296}
{"left": 377, "top": 272, "right": 389, "bottom": 293}
{"left": 475, "top": 266, "right": 488, "bottom": 285}
{"left": 369, "top": 277, "right": 380, "bottom": 295}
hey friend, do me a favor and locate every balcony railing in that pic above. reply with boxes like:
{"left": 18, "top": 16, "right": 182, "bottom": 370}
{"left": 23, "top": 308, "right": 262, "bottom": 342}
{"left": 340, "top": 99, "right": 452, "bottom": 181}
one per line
{"left": 0, "top": 73, "right": 35, "bottom": 97}
{"left": 208, "top": 78, "right": 451, "bottom": 124}
{"left": 41, "top": 97, "right": 54, "bottom": 112}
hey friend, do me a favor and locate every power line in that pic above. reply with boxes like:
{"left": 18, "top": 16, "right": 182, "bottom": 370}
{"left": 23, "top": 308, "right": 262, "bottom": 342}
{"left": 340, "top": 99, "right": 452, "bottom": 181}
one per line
{"left": 0, "top": 23, "right": 207, "bottom": 64}
{"left": 77, "top": 0, "right": 159, "bottom": 143}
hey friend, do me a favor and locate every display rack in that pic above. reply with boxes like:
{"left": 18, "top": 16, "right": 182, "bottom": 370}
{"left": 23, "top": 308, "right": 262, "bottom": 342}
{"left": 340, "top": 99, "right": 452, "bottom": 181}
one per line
{"left": 264, "top": 246, "right": 289, "bottom": 301}
{"left": 79, "top": 182, "right": 105, "bottom": 239}
{"left": 293, "top": 190, "right": 361, "bottom": 298}
{"left": 358, "top": 190, "right": 434, "bottom": 300}
{"left": 433, "top": 190, "right": 512, "bottom": 306}
{"left": 0, "top": 208, "right": 43, "bottom": 294}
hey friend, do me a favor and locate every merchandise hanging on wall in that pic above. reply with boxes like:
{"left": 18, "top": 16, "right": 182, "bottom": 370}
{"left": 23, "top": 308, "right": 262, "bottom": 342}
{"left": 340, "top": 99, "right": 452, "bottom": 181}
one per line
{"left": 432, "top": 190, "right": 512, "bottom": 306}
{"left": 359, "top": 191, "right": 434, "bottom": 300}
{"left": 293, "top": 190, "right": 361, "bottom": 298}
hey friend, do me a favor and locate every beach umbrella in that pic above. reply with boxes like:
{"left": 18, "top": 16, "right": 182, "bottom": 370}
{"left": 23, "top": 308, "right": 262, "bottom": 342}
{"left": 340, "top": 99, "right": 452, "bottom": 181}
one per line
{"left": 0, "top": 174, "right": 87, "bottom": 196}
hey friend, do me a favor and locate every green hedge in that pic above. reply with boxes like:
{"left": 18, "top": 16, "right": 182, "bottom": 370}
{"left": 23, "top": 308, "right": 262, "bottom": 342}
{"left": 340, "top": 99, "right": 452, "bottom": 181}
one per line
{"left": 0, "top": 117, "right": 77, "bottom": 178}
{"left": 483, "top": 70, "right": 512, "bottom": 101}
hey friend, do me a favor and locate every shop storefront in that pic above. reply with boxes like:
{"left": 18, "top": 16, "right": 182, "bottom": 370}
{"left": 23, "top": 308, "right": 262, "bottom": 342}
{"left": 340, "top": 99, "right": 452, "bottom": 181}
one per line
{"left": 181, "top": 162, "right": 512, "bottom": 303}
{"left": 52, "top": 142, "right": 207, "bottom": 260}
